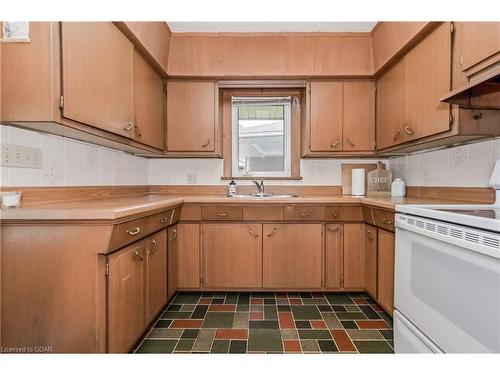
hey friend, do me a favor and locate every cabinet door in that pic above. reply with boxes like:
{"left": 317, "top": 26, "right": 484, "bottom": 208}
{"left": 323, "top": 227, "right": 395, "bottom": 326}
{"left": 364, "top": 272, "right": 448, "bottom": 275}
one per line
{"left": 461, "top": 22, "right": 500, "bottom": 71}
{"left": 343, "top": 224, "right": 365, "bottom": 288}
{"left": 377, "top": 229, "right": 395, "bottom": 314}
{"left": 166, "top": 81, "right": 216, "bottom": 152}
{"left": 167, "top": 225, "right": 179, "bottom": 301}
{"left": 364, "top": 224, "right": 378, "bottom": 298}
{"left": 107, "top": 240, "right": 146, "bottom": 353}
{"left": 325, "top": 224, "right": 343, "bottom": 289}
{"left": 202, "top": 223, "right": 262, "bottom": 288}
{"left": 145, "top": 230, "right": 167, "bottom": 323}
{"left": 309, "top": 81, "right": 343, "bottom": 152}
{"left": 343, "top": 81, "right": 375, "bottom": 151}
{"left": 404, "top": 22, "right": 452, "bottom": 141}
{"left": 61, "top": 22, "right": 134, "bottom": 138}
{"left": 177, "top": 224, "right": 200, "bottom": 289}
{"left": 133, "top": 51, "right": 165, "bottom": 149}
{"left": 263, "top": 224, "right": 323, "bottom": 288}
{"left": 376, "top": 60, "right": 405, "bottom": 149}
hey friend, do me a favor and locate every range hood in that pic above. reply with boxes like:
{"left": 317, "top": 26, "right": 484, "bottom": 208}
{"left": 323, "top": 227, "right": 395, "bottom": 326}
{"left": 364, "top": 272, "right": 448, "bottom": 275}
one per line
{"left": 441, "top": 66, "right": 500, "bottom": 109}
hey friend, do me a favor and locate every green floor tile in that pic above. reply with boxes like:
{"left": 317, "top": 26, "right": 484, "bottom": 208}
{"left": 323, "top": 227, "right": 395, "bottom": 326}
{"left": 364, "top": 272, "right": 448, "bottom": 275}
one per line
{"left": 300, "top": 340, "right": 320, "bottom": 353}
{"left": 161, "top": 311, "right": 192, "bottom": 319}
{"left": 172, "top": 293, "right": 202, "bottom": 304}
{"left": 298, "top": 329, "right": 332, "bottom": 339}
{"left": 147, "top": 328, "right": 183, "bottom": 339}
{"left": 175, "top": 339, "right": 195, "bottom": 352}
{"left": 211, "top": 340, "right": 230, "bottom": 353}
{"left": 354, "top": 340, "right": 393, "bottom": 353}
{"left": 336, "top": 312, "right": 367, "bottom": 320}
{"left": 192, "top": 329, "right": 216, "bottom": 352}
{"left": 346, "top": 329, "right": 383, "bottom": 340}
{"left": 291, "top": 306, "right": 321, "bottom": 320}
{"left": 326, "top": 294, "right": 354, "bottom": 304}
{"left": 225, "top": 293, "right": 239, "bottom": 304}
{"left": 248, "top": 329, "right": 283, "bottom": 352}
{"left": 202, "top": 312, "right": 234, "bottom": 328}
{"left": 136, "top": 339, "right": 177, "bottom": 353}
{"left": 264, "top": 305, "right": 278, "bottom": 320}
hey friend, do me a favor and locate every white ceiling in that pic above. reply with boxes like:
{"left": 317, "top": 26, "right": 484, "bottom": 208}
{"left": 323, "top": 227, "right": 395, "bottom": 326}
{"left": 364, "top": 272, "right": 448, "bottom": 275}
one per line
{"left": 167, "top": 22, "right": 377, "bottom": 33}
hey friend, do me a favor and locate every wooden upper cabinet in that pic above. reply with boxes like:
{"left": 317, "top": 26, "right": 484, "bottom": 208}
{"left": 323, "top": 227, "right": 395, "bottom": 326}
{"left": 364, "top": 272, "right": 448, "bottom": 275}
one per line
{"left": 145, "top": 230, "right": 167, "bottom": 324}
{"left": 263, "top": 224, "right": 323, "bottom": 289}
{"left": 202, "top": 223, "right": 262, "bottom": 288}
{"left": 133, "top": 51, "right": 164, "bottom": 150}
{"left": 343, "top": 223, "right": 365, "bottom": 289}
{"left": 61, "top": 22, "right": 135, "bottom": 138}
{"left": 376, "top": 60, "right": 406, "bottom": 149}
{"left": 166, "top": 81, "right": 217, "bottom": 153}
{"left": 364, "top": 224, "right": 378, "bottom": 299}
{"left": 377, "top": 229, "right": 395, "bottom": 314}
{"left": 325, "top": 224, "right": 343, "bottom": 289}
{"left": 343, "top": 81, "right": 376, "bottom": 151}
{"left": 309, "top": 81, "right": 343, "bottom": 152}
{"left": 461, "top": 22, "right": 500, "bottom": 72}
{"left": 403, "top": 22, "right": 452, "bottom": 141}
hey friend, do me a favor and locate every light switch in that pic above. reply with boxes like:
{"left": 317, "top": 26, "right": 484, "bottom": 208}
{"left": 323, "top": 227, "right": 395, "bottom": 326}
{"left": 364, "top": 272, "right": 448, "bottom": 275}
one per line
{"left": 1, "top": 144, "right": 42, "bottom": 169}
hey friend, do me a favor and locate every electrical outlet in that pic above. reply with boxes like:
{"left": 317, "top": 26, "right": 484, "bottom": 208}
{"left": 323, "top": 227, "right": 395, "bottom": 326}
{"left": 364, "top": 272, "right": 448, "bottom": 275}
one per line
{"left": 1, "top": 144, "right": 42, "bottom": 169}
{"left": 186, "top": 172, "right": 198, "bottom": 184}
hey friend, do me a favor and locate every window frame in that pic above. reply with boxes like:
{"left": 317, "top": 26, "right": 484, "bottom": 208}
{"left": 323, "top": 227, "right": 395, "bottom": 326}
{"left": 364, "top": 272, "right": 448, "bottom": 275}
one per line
{"left": 221, "top": 88, "right": 303, "bottom": 180}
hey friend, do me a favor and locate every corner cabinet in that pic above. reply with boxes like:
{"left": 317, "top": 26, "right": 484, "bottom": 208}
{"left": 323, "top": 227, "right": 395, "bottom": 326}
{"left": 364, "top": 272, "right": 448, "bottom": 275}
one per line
{"left": 461, "top": 22, "right": 500, "bottom": 75}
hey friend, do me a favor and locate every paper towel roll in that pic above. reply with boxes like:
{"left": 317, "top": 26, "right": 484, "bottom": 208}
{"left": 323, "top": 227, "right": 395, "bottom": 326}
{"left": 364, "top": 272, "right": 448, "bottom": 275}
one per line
{"left": 351, "top": 169, "right": 366, "bottom": 196}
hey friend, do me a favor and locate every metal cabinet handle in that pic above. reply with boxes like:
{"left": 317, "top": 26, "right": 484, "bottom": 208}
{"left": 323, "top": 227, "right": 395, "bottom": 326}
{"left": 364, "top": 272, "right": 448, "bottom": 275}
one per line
{"left": 134, "top": 124, "right": 142, "bottom": 138}
{"left": 126, "top": 227, "right": 141, "bottom": 236}
{"left": 266, "top": 227, "right": 278, "bottom": 237}
{"left": 216, "top": 212, "right": 228, "bottom": 217}
{"left": 328, "top": 226, "right": 339, "bottom": 232}
{"left": 169, "top": 228, "right": 177, "bottom": 241}
{"left": 299, "top": 212, "right": 310, "bottom": 217}
{"left": 202, "top": 138, "right": 211, "bottom": 148}
{"left": 331, "top": 211, "right": 338, "bottom": 218}
{"left": 346, "top": 137, "right": 355, "bottom": 147}
{"left": 147, "top": 239, "right": 158, "bottom": 255}
{"left": 382, "top": 218, "right": 394, "bottom": 224}
{"left": 124, "top": 122, "right": 134, "bottom": 131}
{"left": 330, "top": 138, "right": 340, "bottom": 149}
{"left": 249, "top": 227, "right": 259, "bottom": 238}
{"left": 405, "top": 126, "right": 415, "bottom": 135}
{"left": 367, "top": 230, "right": 374, "bottom": 240}
{"left": 393, "top": 129, "right": 402, "bottom": 141}
{"left": 159, "top": 217, "right": 169, "bottom": 223}
{"left": 133, "top": 249, "right": 144, "bottom": 261}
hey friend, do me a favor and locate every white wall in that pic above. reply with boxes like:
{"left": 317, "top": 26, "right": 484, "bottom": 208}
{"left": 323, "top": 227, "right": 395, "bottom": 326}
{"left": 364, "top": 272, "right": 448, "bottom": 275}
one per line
{"left": 388, "top": 138, "right": 500, "bottom": 187}
{"left": 0, "top": 125, "right": 149, "bottom": 186}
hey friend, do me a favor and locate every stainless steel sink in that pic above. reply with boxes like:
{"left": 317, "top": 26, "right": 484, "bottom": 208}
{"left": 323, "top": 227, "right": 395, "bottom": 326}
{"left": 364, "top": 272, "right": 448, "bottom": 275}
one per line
{"left": 228, "top": 193, "right": 298, "bottom": 199}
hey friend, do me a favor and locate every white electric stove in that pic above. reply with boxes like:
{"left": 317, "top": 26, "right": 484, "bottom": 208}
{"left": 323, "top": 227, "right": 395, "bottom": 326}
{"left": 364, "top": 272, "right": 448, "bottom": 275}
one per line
{"left": 393, "top": 160, "right": 500, "bottom": 354}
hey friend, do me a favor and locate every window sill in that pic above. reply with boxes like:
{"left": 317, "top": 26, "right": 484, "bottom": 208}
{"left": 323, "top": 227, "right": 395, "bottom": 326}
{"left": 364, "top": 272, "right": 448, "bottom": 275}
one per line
{"left": 221, "top": 176, "right": 303, "bottom": 181}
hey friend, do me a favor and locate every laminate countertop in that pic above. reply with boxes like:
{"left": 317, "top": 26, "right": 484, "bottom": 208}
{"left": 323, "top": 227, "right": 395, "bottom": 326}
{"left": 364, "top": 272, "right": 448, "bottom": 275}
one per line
{"left": 0, "top": 193, "right": 467, "bottom": 222}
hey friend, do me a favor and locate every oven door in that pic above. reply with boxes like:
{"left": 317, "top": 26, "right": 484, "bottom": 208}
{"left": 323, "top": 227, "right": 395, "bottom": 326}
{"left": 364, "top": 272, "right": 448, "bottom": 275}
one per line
{"left": 395, "top": 214, "right": 500, "bottom": 353}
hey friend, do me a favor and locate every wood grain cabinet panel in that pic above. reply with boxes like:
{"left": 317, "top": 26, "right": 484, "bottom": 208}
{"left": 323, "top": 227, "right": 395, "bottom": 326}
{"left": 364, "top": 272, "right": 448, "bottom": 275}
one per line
{"left": 377, "top": 229, "right": 395, "bottom": 315}
{"left": 202, "top": 224, "right": 263, "bottom": 288}
{"left": 176, "top": 224, "right": 200, "bottom": 289}
{"left": 201, "top": 205, "right": 243, "bottom": 221}
{"left": 343, "top": 223, "right": 365, "bottom": 289}
{"left": 364, "top": 224, "right": 378, "bottom": 299}
{"left": 263, "top": 224, "right": 323, "bottom": 289}
{"left": 133, "top": 51, "right": 164, "bottom": 150}
{"left": 284, "top": 205, "right": 324, "bottom": 221}
{"left": 167, "top": 225, "right": 179, "bottom": 301}
{"left": 107, "top": 239, "right": 146, "bottom": 353}
{"left": 343, "top": 81, "right": 376, "bottom": 151}
{"left": 166, "top": 81, "right": 216, "bottom": 152}
{"left": 145, "top": 230, "right": 167, "bottom": 323}
{"left": 372, "top": 208, "right": 395, "bottom": 232}
{"left": 325, "top": 224, "right": 343, "bottom": 289}
{"left": 461, "top": 22, "right": 500, "bottom": 72}
{"left": 309, "top": 81, "right": 343, "bottom": 152}
{"left": 61, "top": 22, "right": 135, "bottom": 138}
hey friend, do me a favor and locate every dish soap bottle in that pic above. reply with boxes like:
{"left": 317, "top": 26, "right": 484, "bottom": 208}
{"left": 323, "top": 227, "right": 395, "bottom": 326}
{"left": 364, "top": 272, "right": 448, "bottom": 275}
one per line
{"left": 228, "top": 180, "right": 237, "bottom": 196}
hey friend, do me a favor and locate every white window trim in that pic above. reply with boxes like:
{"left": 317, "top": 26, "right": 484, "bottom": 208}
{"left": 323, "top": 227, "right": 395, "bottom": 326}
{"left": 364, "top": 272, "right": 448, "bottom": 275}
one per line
{"left": 231, "top": 97, "right": 292, "bottom": 178}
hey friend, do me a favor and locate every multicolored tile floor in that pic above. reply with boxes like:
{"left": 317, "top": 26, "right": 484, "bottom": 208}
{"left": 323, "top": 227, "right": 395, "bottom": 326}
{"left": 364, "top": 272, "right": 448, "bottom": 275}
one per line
{"left": 133, "top": 292, "right": 394, "bottom": 354}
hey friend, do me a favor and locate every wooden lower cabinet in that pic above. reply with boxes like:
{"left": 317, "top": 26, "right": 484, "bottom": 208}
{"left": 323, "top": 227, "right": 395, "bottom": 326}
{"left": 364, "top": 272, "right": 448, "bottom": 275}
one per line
{"left": 263, "top": 224, "right": 323, "bottom": 289}
{"left": 145, "top": 230, "right": 167, "bottom": 323}
{"left": 167, "top": 225, "right": 179, "bottom": 300}
{"left": 377, "top": 229, "right": 395, "bottom": 314}
{"left": 364, "top": 224, "right": 378, "bottom": 298}
{"left": 202, "top": 223, "right": 262, "bottom": 288}
{"left": 325, "top": 224, "right": 343, "bottom": 288}
{"left": 343, "top": 224, "right": 365, "bottom": 288}
{"left": 177, "top": 223, "right": 201, "bottom": 289}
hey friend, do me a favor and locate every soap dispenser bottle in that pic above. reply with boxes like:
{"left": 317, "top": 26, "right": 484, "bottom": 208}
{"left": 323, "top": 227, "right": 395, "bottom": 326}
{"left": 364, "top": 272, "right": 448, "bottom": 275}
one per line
{"left": 228, "top": 180, "right": 237, "bottom": 196}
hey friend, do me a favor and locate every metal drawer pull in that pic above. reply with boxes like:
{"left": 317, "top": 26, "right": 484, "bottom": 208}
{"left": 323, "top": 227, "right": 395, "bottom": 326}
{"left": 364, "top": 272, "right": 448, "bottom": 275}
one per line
{"left": 346, "top": 138, "right": 355, "bottom": 147}
{"left": 330, "top": 138, "right": 340, "bottom": 149}
{"left": 367, "top": 230, "right": 374, "bottom": 240}
{"left": 133, "top": 249, "right": 144, "bottom": 261}
{"left": 202, "top": 138, "right": 211, "bottom": 148}
{"left": 405, "top": 126, "right": 414, "bottom": 135}
{"left": 169, "top": 228, "right": 177, "bottom": 241}
{"left": 124, "top": 122, "right": 134, "bottom": 131}
{"left": 382, "top": 218, "right": 394, "bottom": 224}
{"left": 216, "top": 212, "right": 228, "bottom": 217}
{"left": 266, "top": 227, "right": 278, "bottom": 237}
{"left": 249, "top": 228, "right": 259, "bottom": 238}
{"left": 299, "top": 212, "right": 310, "bottom": 217}
{"left": 126, "top": 227, "right": 141, "bottom": 236}
{"left": 331, "top": 211, "right": 338, "bottom": 217}
{"left": 393, "top": 129, "right": 402, "bottom": 141}
{"left": 159, "top": 217, "right": 169, "bottom": 223}
{"left": 328, "top": 226, "right": 339, "bottom": 232}
{"left": 147, "top": 239, "right": 158, "bottom": 255}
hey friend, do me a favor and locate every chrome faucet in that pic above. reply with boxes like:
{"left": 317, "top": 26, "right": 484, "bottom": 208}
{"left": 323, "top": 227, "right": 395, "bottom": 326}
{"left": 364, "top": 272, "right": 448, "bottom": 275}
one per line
{"left": 253, "top": 179, "right": 265, "bottom": 195}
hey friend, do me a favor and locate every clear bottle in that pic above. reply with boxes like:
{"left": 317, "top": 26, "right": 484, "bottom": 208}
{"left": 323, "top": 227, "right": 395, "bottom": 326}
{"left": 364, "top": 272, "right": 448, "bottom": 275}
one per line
{"left": 391, "top": 177, "right": 406, "bottom": 197}
{"left": 228, "top": 180, "right": 237, "bottom": 196}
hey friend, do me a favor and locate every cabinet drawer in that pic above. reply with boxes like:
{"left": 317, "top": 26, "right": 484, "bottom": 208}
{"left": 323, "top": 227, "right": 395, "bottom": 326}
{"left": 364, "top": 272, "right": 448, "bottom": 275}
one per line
{"left": 243, "top": 206, "right": 283, "bottom": 221}
{"left": 324, "top": 206, "right": 345, "bottom": 221}
{"left": 362, "top": 206, "right": 375, "bottom": 225}
{"left": 372, "top": 208, "right": 395, "bottom": 232}
{"left": 202, "top": 206, "right": 243, "bottom": 221}
{"left": 284, "top": 205, "right": 324, "bottom": 221}
{"left": 109, "top": 208, "right": 178, "bottom": 251}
